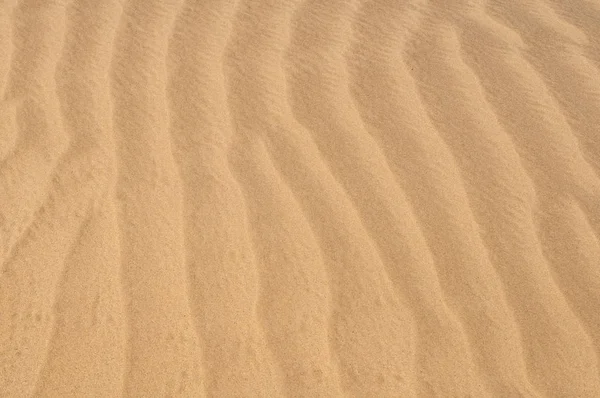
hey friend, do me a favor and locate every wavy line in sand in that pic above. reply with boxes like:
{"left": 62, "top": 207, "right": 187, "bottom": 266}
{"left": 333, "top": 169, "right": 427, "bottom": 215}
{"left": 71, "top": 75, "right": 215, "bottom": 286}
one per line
{"left": 110, "top": 0, "right": 205, "bottom": 396}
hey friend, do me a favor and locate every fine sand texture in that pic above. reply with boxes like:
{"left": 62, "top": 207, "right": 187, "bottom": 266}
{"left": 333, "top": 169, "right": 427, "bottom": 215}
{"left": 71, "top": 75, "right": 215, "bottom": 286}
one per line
{"left": 2, "top": 0, "right": 600, "bottom": 397}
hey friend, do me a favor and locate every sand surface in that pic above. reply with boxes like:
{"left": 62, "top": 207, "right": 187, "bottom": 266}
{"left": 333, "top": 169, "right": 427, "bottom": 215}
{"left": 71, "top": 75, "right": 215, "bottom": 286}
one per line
{"left": 1, "top": 0, "right": 600, "bottom": 396}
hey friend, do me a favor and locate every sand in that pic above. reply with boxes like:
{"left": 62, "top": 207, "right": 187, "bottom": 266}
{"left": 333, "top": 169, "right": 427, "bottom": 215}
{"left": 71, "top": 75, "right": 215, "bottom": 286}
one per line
{"left": 1, "top": 0, "right": 600, "bottom": 396}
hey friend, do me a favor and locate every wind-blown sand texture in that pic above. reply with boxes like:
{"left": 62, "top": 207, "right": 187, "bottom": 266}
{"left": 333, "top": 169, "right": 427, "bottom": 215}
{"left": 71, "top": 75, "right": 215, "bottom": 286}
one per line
{"left": 1, "top": 0, "right": 600, "bottom": 396}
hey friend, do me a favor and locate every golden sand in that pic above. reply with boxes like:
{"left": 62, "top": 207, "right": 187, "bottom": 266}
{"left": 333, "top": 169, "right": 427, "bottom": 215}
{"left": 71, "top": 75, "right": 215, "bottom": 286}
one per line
{"left": 2, "top": 0, "right": 600, "bottom": 396}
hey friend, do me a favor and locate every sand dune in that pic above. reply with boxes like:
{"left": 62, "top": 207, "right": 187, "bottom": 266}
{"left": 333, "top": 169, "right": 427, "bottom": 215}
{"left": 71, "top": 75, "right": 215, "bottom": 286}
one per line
{"left": 1, "top": 0, "right": 600, "bottom": 396}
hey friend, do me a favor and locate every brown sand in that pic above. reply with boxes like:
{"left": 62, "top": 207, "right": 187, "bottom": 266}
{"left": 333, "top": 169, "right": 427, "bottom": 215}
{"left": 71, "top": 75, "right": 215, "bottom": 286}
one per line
{"left": 1, "top": 0, "right": 600, "bottom": 396}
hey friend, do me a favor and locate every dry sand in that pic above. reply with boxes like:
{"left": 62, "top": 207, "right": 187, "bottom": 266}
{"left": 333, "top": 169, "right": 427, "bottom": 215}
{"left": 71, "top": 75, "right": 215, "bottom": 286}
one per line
{"left": 1, "top": 0, "right": 600, "bottom": 396}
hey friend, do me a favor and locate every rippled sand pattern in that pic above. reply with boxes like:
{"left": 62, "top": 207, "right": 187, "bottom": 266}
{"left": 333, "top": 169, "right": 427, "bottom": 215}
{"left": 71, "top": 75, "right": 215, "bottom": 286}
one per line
{"left": 1, "top": 0, "right": 600, "bottom": 396}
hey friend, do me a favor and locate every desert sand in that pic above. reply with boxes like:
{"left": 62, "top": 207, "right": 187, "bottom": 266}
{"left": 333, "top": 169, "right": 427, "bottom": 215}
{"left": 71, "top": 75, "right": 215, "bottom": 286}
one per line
{"left": 1, "top": 0, "right": 600, "bottom": 396}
